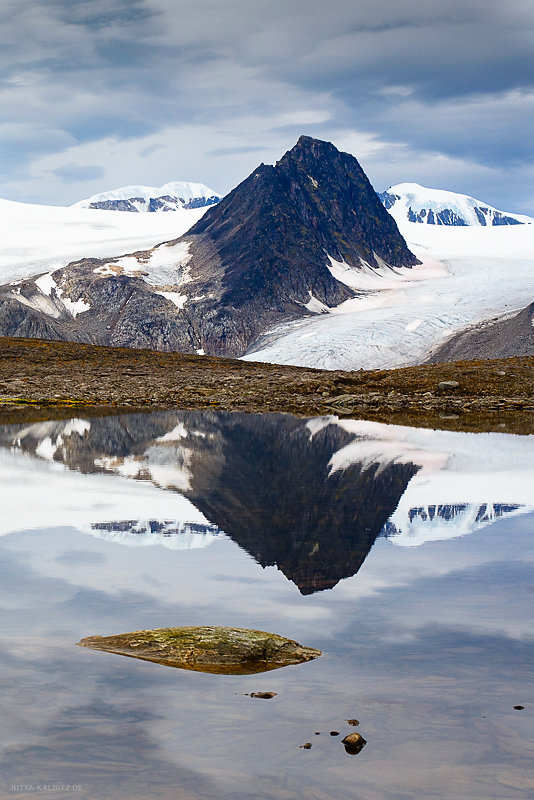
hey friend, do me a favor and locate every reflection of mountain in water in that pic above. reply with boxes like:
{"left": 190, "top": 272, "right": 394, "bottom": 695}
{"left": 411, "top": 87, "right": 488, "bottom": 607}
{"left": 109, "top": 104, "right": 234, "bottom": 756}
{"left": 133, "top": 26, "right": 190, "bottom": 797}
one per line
{"left": 0, "top": 411, "right": 418, "bottom": 594}
{"left": 2, "top": 412, "right": 532, "bottom": 593}
{"left": 182, "top": 414, "right": 418, "bottom": 593}
{"left": 382, "top": 503, "right": 523, "bottom": 546}
{"left": 89, "top": 520, "right": 224, "bottom": 550}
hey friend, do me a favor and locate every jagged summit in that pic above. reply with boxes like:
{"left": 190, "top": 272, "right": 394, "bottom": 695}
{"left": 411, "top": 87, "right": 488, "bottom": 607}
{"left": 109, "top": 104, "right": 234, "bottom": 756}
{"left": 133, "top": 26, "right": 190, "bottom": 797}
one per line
{"left": 191, "top": 135, "right": 417, "bottom": 271}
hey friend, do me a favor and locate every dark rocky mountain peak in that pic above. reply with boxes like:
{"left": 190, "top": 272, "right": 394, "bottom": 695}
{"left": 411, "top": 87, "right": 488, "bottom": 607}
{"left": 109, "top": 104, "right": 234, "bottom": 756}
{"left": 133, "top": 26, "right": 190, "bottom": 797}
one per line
{"left": 0, "top": 137, "right": 419, "bottom": 357}
{"left": 175, "top": 136, "right": 419, "bottom": 355}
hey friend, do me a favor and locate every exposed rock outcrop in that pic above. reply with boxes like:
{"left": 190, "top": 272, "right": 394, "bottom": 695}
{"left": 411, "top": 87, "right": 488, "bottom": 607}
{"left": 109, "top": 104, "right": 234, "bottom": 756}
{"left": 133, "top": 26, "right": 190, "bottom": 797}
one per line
{"left": 77, "top": 625, "right": 321, "bottom": 674}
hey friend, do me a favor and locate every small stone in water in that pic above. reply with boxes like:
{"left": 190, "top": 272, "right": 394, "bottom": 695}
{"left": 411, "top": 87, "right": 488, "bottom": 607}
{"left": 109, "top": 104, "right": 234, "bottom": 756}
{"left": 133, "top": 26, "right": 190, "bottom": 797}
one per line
{"left": 346, "top": 719, "right": 359, "bottom": 726}
{"left": 342, "top": 732, "right": 367, "bottom": 755}
{"left": 300, "top": 743, "right": 312, "bottom": 749}
{"left": 329, "top": 731, "right": 340, "bottom": 736}
{"left": 513, "top": 705, "right": 525, "bottom": 710}
{"left": 250, "top": 692, "right": 277, "bottom": 699}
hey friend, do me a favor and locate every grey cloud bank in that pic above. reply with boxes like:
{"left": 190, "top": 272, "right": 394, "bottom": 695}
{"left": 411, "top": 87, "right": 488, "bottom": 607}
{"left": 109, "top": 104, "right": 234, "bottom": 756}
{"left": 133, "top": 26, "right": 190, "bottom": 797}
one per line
{"left": 0, "top": 0, "right": 533, "bottom": 213}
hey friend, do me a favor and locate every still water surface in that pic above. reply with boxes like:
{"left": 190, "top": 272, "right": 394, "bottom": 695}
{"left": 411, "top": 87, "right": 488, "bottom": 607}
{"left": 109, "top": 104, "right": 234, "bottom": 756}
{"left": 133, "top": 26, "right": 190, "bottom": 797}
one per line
{"left": 0, "top": 411, "right": 532, "bottom": 799}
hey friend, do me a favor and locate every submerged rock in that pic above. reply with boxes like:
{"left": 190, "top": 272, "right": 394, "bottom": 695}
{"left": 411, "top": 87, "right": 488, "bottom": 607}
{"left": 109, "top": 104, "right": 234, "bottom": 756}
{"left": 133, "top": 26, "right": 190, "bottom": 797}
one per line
{"left": 77, "top": 625, "right": 321, "bottom": 675}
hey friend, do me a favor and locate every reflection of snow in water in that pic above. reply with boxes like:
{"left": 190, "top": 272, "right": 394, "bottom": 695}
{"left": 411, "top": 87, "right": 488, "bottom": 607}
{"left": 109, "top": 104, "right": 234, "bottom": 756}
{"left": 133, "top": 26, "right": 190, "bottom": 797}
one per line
{"left": 318, "top": 417, "right": 534, "bottom": 546}
{"left": 0, "top": 448, "right": 209, "bottom": 538}
{"left": 2, "top": 413, "right": 533, "bottom": 549}
{"left": 87, "top": 520, "right": 224, "bottom": 550}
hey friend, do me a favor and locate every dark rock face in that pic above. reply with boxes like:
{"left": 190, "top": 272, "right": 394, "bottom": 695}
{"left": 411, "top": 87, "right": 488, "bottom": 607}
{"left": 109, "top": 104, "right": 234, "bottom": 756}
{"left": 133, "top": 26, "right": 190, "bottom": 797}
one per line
{"left": 181, "top": 136, "right": 418, "bottom": 356}
{"left": 0, "top": 252, "right": 203, "bottom": 352}
{"left": 428, "top": 302, "right": 534, "bottom": 362}
{"left": 406, "top": 206, "right": 468, "bottom": 226}
{"left": 0, "top": 137, "right": 418, "bottom": 357}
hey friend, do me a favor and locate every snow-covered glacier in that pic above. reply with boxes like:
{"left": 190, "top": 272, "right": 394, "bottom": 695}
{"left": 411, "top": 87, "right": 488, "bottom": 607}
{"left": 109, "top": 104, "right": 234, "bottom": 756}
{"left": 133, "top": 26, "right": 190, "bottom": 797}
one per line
{"left": 74, "top": 181, "right": 221, "bottom": 212}
{"left": 0, "top": 196, "right": 210, "bottom": 286}
{"left": 244, "top": 221, "right": 534, "bottom": 370}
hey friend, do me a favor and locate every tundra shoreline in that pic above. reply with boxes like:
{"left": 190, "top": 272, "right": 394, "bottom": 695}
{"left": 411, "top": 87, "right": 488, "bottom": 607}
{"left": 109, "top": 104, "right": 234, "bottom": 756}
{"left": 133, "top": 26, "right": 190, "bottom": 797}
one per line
{"left": 0, "top": 337, "right": 532, "bottom": 434}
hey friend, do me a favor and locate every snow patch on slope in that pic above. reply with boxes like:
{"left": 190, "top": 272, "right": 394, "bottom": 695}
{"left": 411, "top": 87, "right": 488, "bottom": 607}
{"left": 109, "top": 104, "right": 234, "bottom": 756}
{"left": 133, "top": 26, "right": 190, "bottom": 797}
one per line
{"left": 96, "top": 241, "right": 192, "bottom": 291}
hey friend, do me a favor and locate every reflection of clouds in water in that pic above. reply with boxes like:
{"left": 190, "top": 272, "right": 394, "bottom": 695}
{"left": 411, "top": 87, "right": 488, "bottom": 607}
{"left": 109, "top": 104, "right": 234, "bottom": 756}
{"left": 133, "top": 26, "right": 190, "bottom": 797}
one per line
{"left": 1, "top": 412, "right": 533, "bottom": 800}
{"left": 333, "top": 515, "right": 534, "bottom": 641}
{"left": 55, "top": 549, "right": 106, "bottom": 566}
{"left": 0, "top": 518, "right": 532, "bottom": 800}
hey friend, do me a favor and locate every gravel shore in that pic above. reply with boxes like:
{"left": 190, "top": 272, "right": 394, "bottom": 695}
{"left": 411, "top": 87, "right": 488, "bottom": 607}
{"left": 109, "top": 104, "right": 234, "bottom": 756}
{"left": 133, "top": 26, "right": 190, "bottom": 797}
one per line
{"left": 0, "top": 337, "right": 532, "bottom": 434}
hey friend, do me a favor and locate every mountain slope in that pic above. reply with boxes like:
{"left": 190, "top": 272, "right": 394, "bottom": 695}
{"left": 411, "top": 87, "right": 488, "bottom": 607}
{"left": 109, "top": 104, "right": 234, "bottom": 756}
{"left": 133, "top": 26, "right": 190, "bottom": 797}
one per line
{"left": 380, "top": 183, "right": 533, "bottom": 226}
{"left": 428, "top": 301, "right": 534, "bottom": 362}
{"left": 0, "top": 136, "right": 418, "bottom": 357}
{"left": 75, "top": 181, "right": 222, "bottom": 212}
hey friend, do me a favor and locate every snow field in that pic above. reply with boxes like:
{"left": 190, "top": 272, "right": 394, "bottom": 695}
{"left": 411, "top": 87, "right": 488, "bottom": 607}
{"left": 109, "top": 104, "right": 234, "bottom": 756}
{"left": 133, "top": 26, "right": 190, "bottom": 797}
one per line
{"left": 0, "top": 197, "right": 206, "bottom": 285}
{"left": 244, "top": 222, "right": 534, "bottom": 370}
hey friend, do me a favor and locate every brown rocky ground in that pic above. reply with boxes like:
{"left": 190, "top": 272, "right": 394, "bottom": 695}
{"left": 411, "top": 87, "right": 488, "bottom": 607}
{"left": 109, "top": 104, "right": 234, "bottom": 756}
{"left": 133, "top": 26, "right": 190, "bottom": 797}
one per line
{"left": 0, "top": 336, "right": 533, "bottom": 434}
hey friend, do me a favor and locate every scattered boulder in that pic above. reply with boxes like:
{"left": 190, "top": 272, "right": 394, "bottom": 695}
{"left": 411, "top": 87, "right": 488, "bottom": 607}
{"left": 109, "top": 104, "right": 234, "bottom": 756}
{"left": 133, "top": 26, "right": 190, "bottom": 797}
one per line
{"left": 77, "top": 625, "right": 321, "bottom": 675}
{"left": 438, "top": 380, "right": 460, "bottom": 391}
{"left": 341, "top": 732, "right": 367, "bottom": 755}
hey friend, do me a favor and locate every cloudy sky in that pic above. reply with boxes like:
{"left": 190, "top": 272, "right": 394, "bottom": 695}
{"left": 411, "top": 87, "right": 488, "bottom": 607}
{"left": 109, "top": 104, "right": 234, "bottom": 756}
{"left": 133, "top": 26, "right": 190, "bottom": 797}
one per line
{"left": 1, "top": 0, "right": 533, "bottom": 212}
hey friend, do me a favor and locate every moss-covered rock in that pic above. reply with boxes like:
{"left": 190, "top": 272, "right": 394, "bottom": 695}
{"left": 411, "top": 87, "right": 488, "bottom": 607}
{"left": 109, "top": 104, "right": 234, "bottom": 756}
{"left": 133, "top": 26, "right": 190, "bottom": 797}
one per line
{"left": 77, "top": 625, "right": 321, "bottom": 674}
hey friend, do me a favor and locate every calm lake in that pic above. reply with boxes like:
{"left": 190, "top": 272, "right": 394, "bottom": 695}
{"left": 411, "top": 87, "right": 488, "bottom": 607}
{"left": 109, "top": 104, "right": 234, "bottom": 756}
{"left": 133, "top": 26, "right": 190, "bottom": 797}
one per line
{"left": 0, "top": 410, "right": 532, "bottom": 800}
